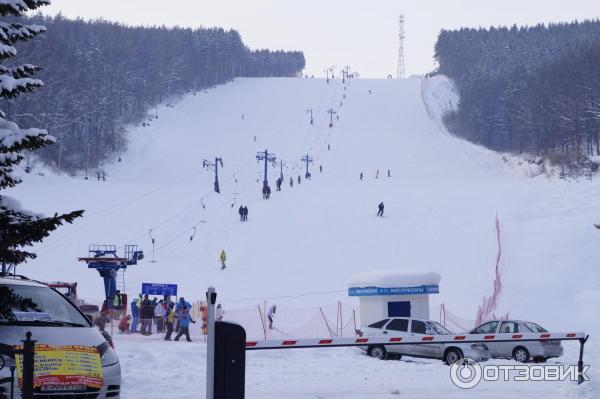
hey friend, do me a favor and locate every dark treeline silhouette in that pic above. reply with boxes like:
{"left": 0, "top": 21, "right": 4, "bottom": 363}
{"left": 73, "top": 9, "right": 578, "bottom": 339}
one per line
{"left": 435, "top": 20, "right": 600, "bottom": 161}
{"left": 4, "top": 15, "right": 305, "bottom": 173}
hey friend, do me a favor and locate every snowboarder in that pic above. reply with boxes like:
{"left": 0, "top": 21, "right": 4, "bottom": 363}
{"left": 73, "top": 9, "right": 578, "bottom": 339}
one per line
{"left": 360, "top": 172, "right": 363, "bottom": 180}
{"left": 290, "top": 177, "right": 294, "bottom": 187}
{"left": 220, "top": 250, "right": 227, "bottom": 270}
{"left": 238, "top": 205, "right": 244, "bottom": 221}
{"left": 267, "top": 305, "right": 277, "bottom": 330}
{"left": 216, "top": 304, "right": 225, "bottom": 321}
{"left": 174, "top": 310, "right": 195, "bottom": 342}
{"left": 377, "top": 202, "right": 384, "bottom": 217}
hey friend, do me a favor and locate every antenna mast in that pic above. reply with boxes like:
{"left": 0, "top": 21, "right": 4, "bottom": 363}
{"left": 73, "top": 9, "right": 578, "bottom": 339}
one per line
{"left": 397, "top": 14, "right": 406, "bottom": 79}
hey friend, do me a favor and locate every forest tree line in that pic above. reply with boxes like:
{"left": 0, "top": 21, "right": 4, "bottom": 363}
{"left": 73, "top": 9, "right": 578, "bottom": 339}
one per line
{"left": 3, "top": 15, "right": 305, "bottom": 173}
{"left": 435, "top": 20, "right": 600, "bottom": 161}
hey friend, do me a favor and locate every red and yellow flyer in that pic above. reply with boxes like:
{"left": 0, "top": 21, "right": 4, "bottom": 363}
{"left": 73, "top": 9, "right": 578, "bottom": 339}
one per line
{"left": 15, "top": 344, "right": 103, "bottom": 390}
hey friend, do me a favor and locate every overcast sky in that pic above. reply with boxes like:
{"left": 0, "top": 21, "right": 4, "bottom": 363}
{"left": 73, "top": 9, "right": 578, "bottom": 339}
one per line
{"left": 43, "top": 0, "right": 600, "bottom": 78}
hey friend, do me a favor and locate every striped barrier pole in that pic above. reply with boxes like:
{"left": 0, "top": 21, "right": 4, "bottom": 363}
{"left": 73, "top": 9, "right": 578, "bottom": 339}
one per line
{"left": 246, "top": 332, "right": 587, "bottom": 350}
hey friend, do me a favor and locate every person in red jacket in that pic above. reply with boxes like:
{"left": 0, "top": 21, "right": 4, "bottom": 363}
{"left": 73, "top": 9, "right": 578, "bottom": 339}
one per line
{"left": 119, "top": 315, "right": 131, "bottom": 333}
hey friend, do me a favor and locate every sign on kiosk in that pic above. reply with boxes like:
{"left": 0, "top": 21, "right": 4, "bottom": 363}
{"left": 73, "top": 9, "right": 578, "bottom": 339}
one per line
{"left": 141, "top": 283, "right": 178, "bottom": 296}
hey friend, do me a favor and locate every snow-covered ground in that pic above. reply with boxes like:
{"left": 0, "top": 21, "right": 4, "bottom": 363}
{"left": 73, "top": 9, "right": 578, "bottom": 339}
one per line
{"left": 9, "top": 75, "right": 600, "bottom": 397}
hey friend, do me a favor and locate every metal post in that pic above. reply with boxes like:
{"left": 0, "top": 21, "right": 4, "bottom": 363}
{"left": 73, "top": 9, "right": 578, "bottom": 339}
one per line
{"left": 279, "top": 160, "right": 284, "bottom": 180}
{"left": 578, "top": 335, "right": 589, "bottom": 384}
{"left": 206, "top": 287, "right": 217, "bottom": 399}
{"left": 21, "top": 331, "right": 35, "bottom": 399}
{"left": 214, "top": 157, "right": 220, "bottom": 194}
{"left": 263, "top": 150, "right": 268, "bottom": 187}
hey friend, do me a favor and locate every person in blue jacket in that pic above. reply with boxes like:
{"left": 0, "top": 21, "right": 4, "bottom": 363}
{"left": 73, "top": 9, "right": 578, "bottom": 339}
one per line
{"left": 175, "top": 297, "right": 191, "bottom": 332}
{"left": 130, "top": 298, "right": 139, "bottom": 333}
{"left": 174, "top": 310, "right": 195, "bottom": 342}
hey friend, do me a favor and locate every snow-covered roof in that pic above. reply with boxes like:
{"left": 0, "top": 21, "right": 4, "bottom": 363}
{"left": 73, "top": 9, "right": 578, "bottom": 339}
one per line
{"left": 348, "top": 270, "right": 441, "bottom": 288}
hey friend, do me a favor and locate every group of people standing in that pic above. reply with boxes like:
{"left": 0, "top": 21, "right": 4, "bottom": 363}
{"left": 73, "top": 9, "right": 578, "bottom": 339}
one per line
{"left": 238, "top": 205, "right": 249, "bottom": 221}
{"left": 125, "top": 295, "right": 196, "bottom": 342}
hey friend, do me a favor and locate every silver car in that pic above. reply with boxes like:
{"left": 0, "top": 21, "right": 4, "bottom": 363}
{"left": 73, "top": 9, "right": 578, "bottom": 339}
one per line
{"left": 361, "top": 317, "right": 490, "bottom": 364}
{"left": 469, "top": 319, "right": 563, "bottom": 362}
{"left": 0, "top": 274, "right": 121, "bottom": 398}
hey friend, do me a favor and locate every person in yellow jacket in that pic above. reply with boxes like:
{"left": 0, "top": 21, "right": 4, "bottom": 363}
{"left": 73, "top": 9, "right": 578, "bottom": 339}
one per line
{"left": 220, "top": 250, "right": 227, "bottom": 270}
{"left": 164, "top": 304, "right": 175, "bottom": 341}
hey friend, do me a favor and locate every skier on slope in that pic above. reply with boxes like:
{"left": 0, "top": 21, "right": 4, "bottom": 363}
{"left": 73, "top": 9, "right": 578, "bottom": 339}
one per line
{"left": 387, "top": 169, "right": 391, "bottom": 178}
{"left": 243, "top": 206, "right": 248, "bottom": 221}
{"left": 220, "top": 250, "right": 227, "bottom": 270}
{"left": 376, "top": 169, "right": 380, "bottom": 179}
{"left": 377, "top": 202, "right": 384, "bottom": 217}
{"left": 267, "top": 304, "right": 277, "bottom": 330}
{"left": 238, "top": 205, "right": 244, "bottom": 221}
{"left": 290, "top": 177, "right": 294, "bottom": 187}
{"left": 298, "top": 175, "right": 301, "bottom": 185}
{"left": 360, "top": 172, "right": 363, "bottom": 180}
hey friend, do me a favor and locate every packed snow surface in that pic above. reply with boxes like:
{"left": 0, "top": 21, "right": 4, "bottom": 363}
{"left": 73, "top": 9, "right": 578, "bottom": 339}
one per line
{"left": 9, "top": 76, "right": 600, "bottom": 397}
{"left": 348, "top": 270, "right": 441, "bottom": 287}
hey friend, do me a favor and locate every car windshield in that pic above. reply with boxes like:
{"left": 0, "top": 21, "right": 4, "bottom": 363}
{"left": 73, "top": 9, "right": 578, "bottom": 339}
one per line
{"left": 0, "top": 284, "right": 89, "bottom": 326}
{"left": 427, "top": 321, "right": 453, "bottom": 335}
{"left": 523, "top": 322, "right": 548, "bottom": 333}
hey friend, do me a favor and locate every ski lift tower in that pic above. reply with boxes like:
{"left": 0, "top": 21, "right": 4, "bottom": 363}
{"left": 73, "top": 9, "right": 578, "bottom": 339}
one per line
{"left": 78, "top": 244, "right": 144, "bottom": 301}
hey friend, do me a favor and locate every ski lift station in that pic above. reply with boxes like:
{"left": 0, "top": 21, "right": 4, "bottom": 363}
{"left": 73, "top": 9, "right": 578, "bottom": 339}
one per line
{"left": 348, "top": 270, "right": 441, "bottom": 326}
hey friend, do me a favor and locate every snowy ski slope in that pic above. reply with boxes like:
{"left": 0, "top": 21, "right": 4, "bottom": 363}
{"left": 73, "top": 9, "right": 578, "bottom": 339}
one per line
{"left": 9, "top": 76, "right": 600, "bottom": 337}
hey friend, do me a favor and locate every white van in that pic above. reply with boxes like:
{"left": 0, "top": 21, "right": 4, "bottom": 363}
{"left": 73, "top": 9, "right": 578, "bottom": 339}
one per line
{"left": 0, "top": 274, "right": 121, "bottom": 398}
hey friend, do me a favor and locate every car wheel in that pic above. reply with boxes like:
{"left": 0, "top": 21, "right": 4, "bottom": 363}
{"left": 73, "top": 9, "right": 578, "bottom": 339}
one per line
{"left": 513, "top": 347, "right": 530, "bottom": 363}
{"left": 368, "top": 345, "right": 387, "bottom": 360}
{"left": 443, "top": 348, "right": 463, "bottom": 365}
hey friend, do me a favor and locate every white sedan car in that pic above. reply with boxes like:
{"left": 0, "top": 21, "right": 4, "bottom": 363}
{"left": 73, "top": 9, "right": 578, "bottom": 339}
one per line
{"left": 360, "top": 317, "right": 489, "bottom": 364}
{"left": 469, "top": 320, "right": 563, "bottom": 362}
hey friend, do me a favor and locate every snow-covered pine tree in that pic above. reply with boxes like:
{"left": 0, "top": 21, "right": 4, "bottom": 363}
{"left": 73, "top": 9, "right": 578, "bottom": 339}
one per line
{"left": 0, "top": 0, "right": 83, "bottom": 272}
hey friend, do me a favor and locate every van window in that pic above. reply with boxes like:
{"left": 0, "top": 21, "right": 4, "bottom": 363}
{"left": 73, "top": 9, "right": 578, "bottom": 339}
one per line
{"left": 0, "top": 284, "right": 89, "bottom": 326}
{"left": 368, "top": 319, "right": 389, "bottom": 329}
{"left": 411, "top": 320, "right": 427, "bottom": 334}
{"left": 386, "top": 319, "right": 409, "bottom": 332}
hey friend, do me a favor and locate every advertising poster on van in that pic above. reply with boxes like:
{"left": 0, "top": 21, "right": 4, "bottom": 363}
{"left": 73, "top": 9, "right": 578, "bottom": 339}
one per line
{"left": 15, "top": 344, "right": 103, "bottom": 391}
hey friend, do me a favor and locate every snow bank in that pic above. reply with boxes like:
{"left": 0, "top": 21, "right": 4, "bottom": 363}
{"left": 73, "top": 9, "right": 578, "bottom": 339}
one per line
{"left": 348, "top": 270, "right": 441, "bottom": 288}
{"left": 420, "top": 74, "right": 459, "bottom": 130}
